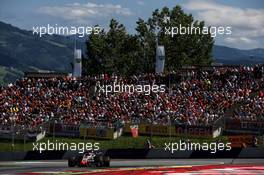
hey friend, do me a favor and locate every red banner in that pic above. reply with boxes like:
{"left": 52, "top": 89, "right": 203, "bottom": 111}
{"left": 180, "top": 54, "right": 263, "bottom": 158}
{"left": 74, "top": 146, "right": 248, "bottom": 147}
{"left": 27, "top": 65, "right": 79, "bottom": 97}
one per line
{"left": 130, "top": 126, "right": 138, "bottom": 138}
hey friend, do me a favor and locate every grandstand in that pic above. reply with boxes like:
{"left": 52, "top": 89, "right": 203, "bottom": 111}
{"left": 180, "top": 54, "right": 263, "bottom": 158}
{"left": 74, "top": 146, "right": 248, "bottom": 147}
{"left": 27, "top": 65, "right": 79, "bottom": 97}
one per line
{"left": 0, "top": 65, "right": 263, "bottom": 147}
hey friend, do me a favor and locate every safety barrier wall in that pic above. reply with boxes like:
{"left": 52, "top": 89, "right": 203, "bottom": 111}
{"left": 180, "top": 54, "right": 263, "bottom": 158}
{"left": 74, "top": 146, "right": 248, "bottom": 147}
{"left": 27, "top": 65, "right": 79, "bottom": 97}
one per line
{"left": 1, "top": 148, "right": 264, "bottom": 161}
{"left": 124, "top": 124, "right": 219, "bottom": 138}
{"left": 79, "top": 127, "right": 117, "bottom": 139}
{"left": 224, "top": 119, "right": 264, "bottom": 135}
{"left": 47, "top": 123, "right": 119, "bottom": 139}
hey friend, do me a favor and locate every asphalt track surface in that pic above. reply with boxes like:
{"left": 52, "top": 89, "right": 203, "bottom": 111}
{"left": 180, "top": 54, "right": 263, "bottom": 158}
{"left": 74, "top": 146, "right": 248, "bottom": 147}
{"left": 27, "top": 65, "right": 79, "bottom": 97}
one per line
{"left": 0, "top": 159, "right": 264, "bottom": 174}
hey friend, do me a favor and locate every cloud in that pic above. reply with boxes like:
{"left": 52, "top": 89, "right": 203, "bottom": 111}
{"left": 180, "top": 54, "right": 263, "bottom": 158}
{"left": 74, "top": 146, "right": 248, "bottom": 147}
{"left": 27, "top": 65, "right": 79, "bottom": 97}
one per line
{"left": 224, "top": 37, "right": 257, "bottom": 48}
{"left": 137, "top": 1, "right": 145, "bottom": 6}
{"left": 38, "top": 2, "right": 133, "bottom": 24}
{"left": 184, "top": 0, "right": 264, "bottom": 49}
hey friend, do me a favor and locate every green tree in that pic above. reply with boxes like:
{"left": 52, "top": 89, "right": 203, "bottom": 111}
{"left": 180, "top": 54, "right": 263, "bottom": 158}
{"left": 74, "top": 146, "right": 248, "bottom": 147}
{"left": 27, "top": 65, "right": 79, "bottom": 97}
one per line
{"left": 135, "top": 6, "right": 214, "bottom": 71}
{"left": 84, "top": 5, "right": 214, "bottom": 75}
{"left": 85, "top": 27, "right": 107, "bottom": 75}
{"left": 85, "top": 19, "right": 143, "bottom": 75}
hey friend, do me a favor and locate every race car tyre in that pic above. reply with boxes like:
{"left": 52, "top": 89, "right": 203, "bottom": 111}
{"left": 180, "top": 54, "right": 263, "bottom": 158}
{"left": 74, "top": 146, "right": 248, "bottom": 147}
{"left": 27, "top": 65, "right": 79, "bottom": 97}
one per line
{"left": 68, "top": 157, "right": 76, "bottom": 167}
{"left": 96, "top": 161, "right": 103, "bottom": 167}
{"left": 103, "top": 156, "right": 110, "bottom": 167}
{"left": 95, "top": 155, "right": 104, "bottom": 167}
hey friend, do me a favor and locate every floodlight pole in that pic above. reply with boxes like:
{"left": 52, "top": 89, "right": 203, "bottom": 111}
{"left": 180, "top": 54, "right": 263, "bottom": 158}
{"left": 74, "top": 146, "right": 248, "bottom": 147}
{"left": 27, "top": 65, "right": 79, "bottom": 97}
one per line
{"left": 155, "top": 26, "right": 159, "bottom": 53}
{"left": 169, "top": 115, "right": 172, "bottom": 141}
{"left": 10, "top": 115, "right": 15, "bottom": 152}
{"left": 12, "top": 122, "right": 14, "bottom": 151}
{"left": 23, "top": 125, "right": 26, "bottom": 152}
{"left": 53, "top": 119, "right": 57, "bottom": 142}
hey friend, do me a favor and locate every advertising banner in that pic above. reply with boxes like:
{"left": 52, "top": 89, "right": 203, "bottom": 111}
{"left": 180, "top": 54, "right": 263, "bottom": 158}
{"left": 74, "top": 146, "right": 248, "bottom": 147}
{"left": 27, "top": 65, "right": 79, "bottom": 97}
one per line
{"left": 79, "top": 126, "right": 116, "bottom": 139}
{"left": 124, "top": 123, "right": 214, "bottom": 137}
{"left": 130, "top": 125, "right": 139, "bottom": 138}
{"left": 49, "top": 123, "right": 80, "bottom": 137}
{"left": 225, "top": 119, "right": 264, "bottom": 135}
{"left": 228, "top": 135, "right": 254, "bottom": 148}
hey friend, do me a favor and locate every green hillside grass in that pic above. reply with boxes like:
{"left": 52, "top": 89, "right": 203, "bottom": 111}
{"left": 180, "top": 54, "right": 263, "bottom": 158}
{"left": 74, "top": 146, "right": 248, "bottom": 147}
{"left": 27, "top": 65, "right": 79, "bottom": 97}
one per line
{"left": 0, "top": 135, "right": 228, "bottom": 152}
{"left": 0, "top": 66, "right": 23, "bottom": 86}
{"left": 0, "top": 66, "right": 7, "bottom": 85}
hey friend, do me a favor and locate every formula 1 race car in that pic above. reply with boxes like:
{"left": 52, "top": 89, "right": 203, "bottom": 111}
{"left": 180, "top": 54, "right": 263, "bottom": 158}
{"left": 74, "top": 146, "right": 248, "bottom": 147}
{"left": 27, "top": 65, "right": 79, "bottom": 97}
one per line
{"left": 68, "top": 151, "right": 110, "bottom": 167}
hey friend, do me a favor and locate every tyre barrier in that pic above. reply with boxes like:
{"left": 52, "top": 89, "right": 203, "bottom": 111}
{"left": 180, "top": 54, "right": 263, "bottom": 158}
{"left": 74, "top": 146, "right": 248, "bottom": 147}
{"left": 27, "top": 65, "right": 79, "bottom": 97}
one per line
{"left": 0, "top": 148, "right": 264, "bottom": 161}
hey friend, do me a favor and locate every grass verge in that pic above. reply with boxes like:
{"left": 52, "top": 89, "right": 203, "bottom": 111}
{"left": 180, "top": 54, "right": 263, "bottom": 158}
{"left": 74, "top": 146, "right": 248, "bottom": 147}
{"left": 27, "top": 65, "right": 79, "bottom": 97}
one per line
{"left": 0, "top": 135, "right": 228, "bottom": 152}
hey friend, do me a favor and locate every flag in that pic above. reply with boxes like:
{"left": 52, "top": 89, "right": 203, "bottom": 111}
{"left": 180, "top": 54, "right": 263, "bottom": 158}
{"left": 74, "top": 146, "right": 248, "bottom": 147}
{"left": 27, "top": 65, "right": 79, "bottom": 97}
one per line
{"left": 130, "top": 125, "right": 138, "bottom": 138}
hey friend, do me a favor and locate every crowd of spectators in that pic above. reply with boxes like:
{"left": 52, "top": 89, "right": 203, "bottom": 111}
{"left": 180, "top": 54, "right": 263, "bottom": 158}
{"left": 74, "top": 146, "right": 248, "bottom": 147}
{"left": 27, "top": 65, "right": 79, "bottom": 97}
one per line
{"left": 0, "top": 66, "right": 263, "bottom": 130}
{"left": 234, "top": 91, "right": 264, "bottom": 121}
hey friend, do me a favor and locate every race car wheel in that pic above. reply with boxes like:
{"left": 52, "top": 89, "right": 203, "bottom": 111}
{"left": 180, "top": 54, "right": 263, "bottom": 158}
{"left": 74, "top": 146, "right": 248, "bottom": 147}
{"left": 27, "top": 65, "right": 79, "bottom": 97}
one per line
{"left": 68, "top": 157, "right": 76, "bottom": 167}
{"left": 95, "top": 155, "right": 104, "bottom": 167}
{"left": 96, "top": 161, "right": 103, "bottom": 167}
{"left": 103, "top": 156, "right": 110, "bottom": 167}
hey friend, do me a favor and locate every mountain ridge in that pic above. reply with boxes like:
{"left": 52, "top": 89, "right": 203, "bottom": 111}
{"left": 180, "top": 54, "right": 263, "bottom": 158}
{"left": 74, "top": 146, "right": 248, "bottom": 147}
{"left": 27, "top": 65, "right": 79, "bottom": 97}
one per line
{"left": 0, "top": 21, "right": 263, "bottom": 85}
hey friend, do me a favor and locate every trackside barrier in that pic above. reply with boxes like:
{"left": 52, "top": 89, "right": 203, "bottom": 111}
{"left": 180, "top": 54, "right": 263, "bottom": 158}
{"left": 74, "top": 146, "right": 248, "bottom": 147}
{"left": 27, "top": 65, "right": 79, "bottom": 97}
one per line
{"left": 0, "top": 124, "right": 47, "bottom": 142}
{"left": 225, "top": 119, "right": 264, "bottom": 135}
{"left": 124, "top": 124, "right": 217, "bottom": 138}
{"left": 48, "top": 123, "right": 122, "bottom": 139}
{"left": 146, "top": 149, "right": 193, "bottom": 159}
{"left": 238, "top": 147, "right": 264, "bottom": 158}
{"left": 48, "top": 123, "right": 80, "bottom": 137}
{"left": 1, "top": 148, "right": 264, "bottom": 161}
{"left": 79, "top": 126, "right": 117, "bottom": 139}
{"left": 0, "top": 152, "right": 27, "bottom": 161}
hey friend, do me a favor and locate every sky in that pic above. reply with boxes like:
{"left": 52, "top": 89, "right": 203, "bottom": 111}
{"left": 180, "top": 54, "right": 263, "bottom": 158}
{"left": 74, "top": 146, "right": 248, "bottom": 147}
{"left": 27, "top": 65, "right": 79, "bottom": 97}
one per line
{"left": 0, "top": 0, "right": 264, "bottom": 50}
